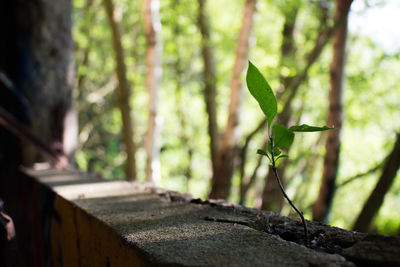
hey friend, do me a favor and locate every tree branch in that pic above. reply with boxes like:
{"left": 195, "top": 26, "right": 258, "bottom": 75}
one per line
{"left": 337, "top": 163, "right": 382, "bottom": 189}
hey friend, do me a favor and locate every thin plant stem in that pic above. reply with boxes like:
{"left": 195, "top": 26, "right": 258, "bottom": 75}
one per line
{"left": 270, "top": 137, "right": 310, "bottom": 247}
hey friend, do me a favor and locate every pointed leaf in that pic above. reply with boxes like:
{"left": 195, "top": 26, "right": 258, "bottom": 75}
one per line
{"left": 276, "top": 154, "right": 289, "bottom": 160}
{"left": 289, "top": 124, "right": 333, "bottom": 132}
{"left": 273, "top": 124, "right": 294, "bottom": 149}
{"left": 257, "top": 149, "right": 271, "bottom": 161}
{"left": 246, "top": 61, "right": 277, "bottom": 130}
{"left": 257, "top": 149, "right": 268, "bottom": 156}
{"left": 276, "top": 154, "right": 289, "bottom": 163}
{"left": 267, "top": 141, "right": 281, "bottom": 156}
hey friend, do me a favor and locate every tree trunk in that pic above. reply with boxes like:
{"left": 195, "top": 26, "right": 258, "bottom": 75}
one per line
{"left": 239, "top": 119, "right": 267, "bottom": 204}
{"left": 313, "top": 0, "right": 352, "bottom": 222}
{"left": 208, "top": 0, "right": 257, "bottom": 199}
{"left": 260, "top": 2, "right": 299, "bottom": 211}
{"left": 277, "top": 1, "right": 299, "bottom": 92}
{"left": 172, "top": 4, "right": 193, "bottom": 186}
{"left": 104, "top": 0, "right": 137, "bottom": 180}
{"left": 143, "top": 0, "right": 162, "bottom": 183}
{"left": 197, "top": 0, "right": 219, "bottom": 177}
{"left": 261, "top": 161, "right": 290, "bottom": 210}
{"left": 76, "top": 0, "right": 95, "bottom": 92}
{"left": 353, "top": 133, "right": 400, "bottom": 232}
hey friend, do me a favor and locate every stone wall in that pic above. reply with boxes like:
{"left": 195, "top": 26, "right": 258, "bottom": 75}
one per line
{"left": 2, "top": 167, "right": 400, "bottom": 266}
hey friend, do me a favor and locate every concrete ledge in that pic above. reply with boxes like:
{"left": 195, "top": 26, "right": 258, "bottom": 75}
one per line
{"left": 8, "top": 168, "right": 400, "bottom": 266}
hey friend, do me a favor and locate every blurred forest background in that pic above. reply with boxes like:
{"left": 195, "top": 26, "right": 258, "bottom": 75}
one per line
{"left": 71, "top": 0, "right": 400, "bottom": 235}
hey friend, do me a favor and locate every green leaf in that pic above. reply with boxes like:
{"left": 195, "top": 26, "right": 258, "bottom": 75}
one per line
{"left": 257, "top": 149, "right": 272, "bottom": 161}
{"left": 257, "top": 149, "right": 268, "bottom": 156}
{"left": 267, "top": 141, "right": 281, "bottom": 156}
{"left": 276, "top": 154, "right": 289, "bottom": 163}
{"left": 273, "top": 124, "right": 295, "bottom": 149}
{"left": 276, "top": 154, "right": 289, "bottom": 161}
{"left": 246, "top": 61, "right": 277, "bottom": 131}
{"left": 289, "top": 124, "right": 333, "bottom": 132}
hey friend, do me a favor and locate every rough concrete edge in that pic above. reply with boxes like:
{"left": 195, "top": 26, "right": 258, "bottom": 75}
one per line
{"left": 24, "top": 168, "right": 400, "bottom": 266}
{"left": 23, "top": 170, "right": 163, "bottom": 266}
{"left": 154, "top": 189, "right": 400, "bottom": 266}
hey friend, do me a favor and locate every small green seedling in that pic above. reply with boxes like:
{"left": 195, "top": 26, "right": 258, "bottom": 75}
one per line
{"left": 246, "top": 61, "right": 332, "bottom": 247}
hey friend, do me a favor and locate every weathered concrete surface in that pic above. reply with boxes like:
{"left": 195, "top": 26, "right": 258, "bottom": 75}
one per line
{"left": 15, "top": 168, "right": 400, "bottom": 266}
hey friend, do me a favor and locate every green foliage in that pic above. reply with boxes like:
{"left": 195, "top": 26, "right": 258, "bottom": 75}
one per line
{"left": 256, "top": 149, "right": 269, "bottom": 157}
{"left": 246, "top": 61, "right": 332, "bottom": 245}
{"left": 246, "top": 61, "right": 331, "bottom": 158}
{"left": 273, "top": 124, "right": 294, "bottom": 149}
{"left": 289, "top": 124, "right": 333, "bottom": 132}
{"left": 246, "top": 61, "right": 277, "bottom": 132}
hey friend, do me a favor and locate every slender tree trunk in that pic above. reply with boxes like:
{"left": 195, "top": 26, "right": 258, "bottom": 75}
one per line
{"left": 260, "top": 2, "right": 299, "bottom": 211}
{"left": 277, "top": 2, "right": 299, "bottom": 92}
{"left": 313, "top": 0, "right": 353, "bottom": 222}
{"left": 143, "top": 0, "right": 162, "bottom": 182}
{"left": 104, "top": 0, "right": 137, "bottom": 180}
{"left": 261, "top": 162, "right": 288, "bottom": 210}
{"left": 239, "top": 119, "right": 267, "bottom": 204}
{"left": 197, "top": 0, "right": 219, "bottom": 177}
{"left": 353, "top": 133, "right": 400, "bottom": 232}
{"left": 172, "top": 4, "right": 193, "bottom": 185}
{"left": 76, "top": 0, "right": 95, "bottom": 94}
{"left": 208, "top": 0, "right": 257, "bottom": 199}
